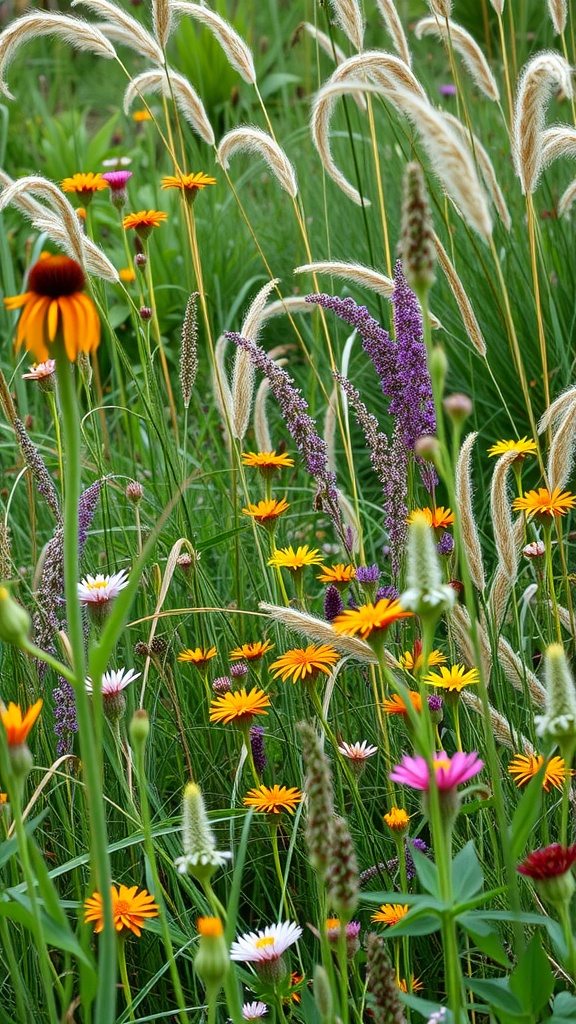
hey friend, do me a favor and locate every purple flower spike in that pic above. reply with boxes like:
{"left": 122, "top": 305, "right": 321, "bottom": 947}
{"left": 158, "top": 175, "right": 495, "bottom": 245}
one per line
{"left": 356, "top": 564, "right": 381, "bottom": 584}
{"left": 437, "top": 532, "right": 454, "bottom": 556}
{"left": 376, "top": 584, "right": 399, "bottom": 601}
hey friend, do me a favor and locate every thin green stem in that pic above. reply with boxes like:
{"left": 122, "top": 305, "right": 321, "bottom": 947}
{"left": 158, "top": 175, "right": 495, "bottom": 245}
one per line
{"left": 117, "top": 938, "right": 135, "bottom": 1023}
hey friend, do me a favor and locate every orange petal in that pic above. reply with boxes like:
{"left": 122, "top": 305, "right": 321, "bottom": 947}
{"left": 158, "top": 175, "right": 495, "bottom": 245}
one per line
{"left": 59, "top": 296, "right": 80, "bottom": 361}
{"left": 47, "top": 300, "right": 59, "bottom": 342}
{"left": 4, "top": 292, "right": 32, "bottom": 310}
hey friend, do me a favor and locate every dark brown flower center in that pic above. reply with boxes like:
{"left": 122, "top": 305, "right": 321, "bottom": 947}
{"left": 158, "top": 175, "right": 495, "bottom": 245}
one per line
{"left": 28, "top": 255, "right": 85, "bottom": 298}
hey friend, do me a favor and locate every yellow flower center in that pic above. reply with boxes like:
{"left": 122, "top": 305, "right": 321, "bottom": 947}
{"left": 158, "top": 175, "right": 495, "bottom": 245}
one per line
{"left": 87, "top": 581, "right": 108, "bottom": 589}
{"left": 434, "top": 758, "right": 451, "bottom": 772}
{"left": 255, "top": 936, "right": 276, "bottom": 949}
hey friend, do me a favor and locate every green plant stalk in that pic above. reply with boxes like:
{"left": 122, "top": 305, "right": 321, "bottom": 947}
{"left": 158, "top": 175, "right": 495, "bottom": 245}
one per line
{"left": 132, "top": 741, "right": 189, "bottom": 1024}
{"left": 337, "top": 925, "right": 350, "bottom": 1024}
{"left": 117, "top": 937, "right": 135, "bottom": 1023}
{"left": 0, "top": 914, "right": 31, "bottom": 1024}
{"left": 55, "top": 338, "right": 116, "bottom": 1024}
{"left": 543, "top": 523, "right": 562, "bottom": 643}
{"left": 556, "top": 900, "right": 576, "bottom": 980}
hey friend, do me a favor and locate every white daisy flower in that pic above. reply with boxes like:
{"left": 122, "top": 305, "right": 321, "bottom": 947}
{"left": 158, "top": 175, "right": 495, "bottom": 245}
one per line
{"left": 230, "top": 922, "right": 302, "bottom": 963}
{"left": 86, "top": 667, "right": 140, "bottom": 695}
{"left": 78, "top": 569, "right": 130, "bottom": 605}
{"left": 242, "top": 1002, "right": 268, "bottom": 1020}
{"left": 337, "top": 740, "right": 378, "bottom": 761}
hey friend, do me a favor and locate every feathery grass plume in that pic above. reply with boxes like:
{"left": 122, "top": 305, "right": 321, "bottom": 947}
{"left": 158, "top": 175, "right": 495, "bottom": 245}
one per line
{"left": 327, "top": 816, "right": 359, "bottom": 917}
{"left": 391, "top": 87, "right": 493, "bottom": 239}
{"left": 559, "top": 178, "right": 576, "bottom": 217}
{"left": 499, "top": 629, "right": 546, "bottom": 707}
{"left": 71, "top": 0, "right": 163, "bottom": 63}
{"left": 299, "top": 22, "right": 367, "bottom": 109}
{"left": 450, "top": 604, "right": 490, "bottom": 678}
{"left": 541, "top": 126, "right": 576, "bottom": 169}
{"left": 174, "top": 783, "right": 231, "bottom": 880}
{"left": 461, "top": 691, "right": 533, "bottom": 753}
{"left": 547, "top": 0, "right": 567, "bottom": 34}
{"left": 212, "top": 336, "right": 234, "bottom": 435}
{"left": 295, "top": 260, "right": 394, "bottom": 297}
{"left": 365, "top": 933, "right": 407, "bottom": 1024}
{"left": 0, "top": 520, "right": 11, "bottom": 580}
{"left": 0, "top": 368, "right": 17, "bottom": 428}
{"left": 0, "top": 174, "right": 119, "bottom": 282}
{"left": 538, "top": 383, "right": 576, "bottom": 433}
{"left": 535, "top": 643, "right": 576, "bottom": 741}
{"left": 152, "top": 0, "right": 172, "bottom": 48}
{"left": 226, "top": 333, "right": 341, "bottom": 527}
{"left": 427, "top": 0, "right": 452, "bottom": 14}
{"left": 546, "top": 403, "right": 576, "bottom": 492}
{"left": 231, "top": 280, "right": 280, "bottom": 441}
{"left": 324, "top": 385, "right": 338, "bottom": 475}
{"left": 415, "top": 17, "right": 499, "bottom": 101}
{"left": 0, "top": 12, "right": 116, "bottom": 99}
{"left": 512, "top": 51, "right": 573, "bottom": 194}
{"left": 490, "top": 450, "right": 521, "bottom": 581}
{"left": 399, "top": 162, "right": 435, "bottom": 294}
{"left": 123, "top": 69, "right": 214, "bottom": 145}
{"left": 444, "top": 113, "right": 511, "bottom": 230}
{"left": 489, "top": 0, "right": 504, "bottom": 12}
{"left": 433, "top": 234, "right": 487, "bottom": 356}
{"left": 489, "top": 565, "right": 514, "bottom": 630}
{"left": 455, "top": 432, "right": 486, "bottom": 592}
{"left": 298, "top": 722, "right": 335, "bottom": 879}
{"left": 310, "top": 52, "right": 427, "bottom": 204}
{"left": 401, "top": 512, "right": 455, "bottom": 619}
{"left": 169, "top": 1, "right": 256, "bottom": 83}
{"left": 180, "top": 293, "right": 199, "bottom": 411}
{"left": 254, "top": 379, "right": 274, "bottom": 453}
{"left": 217, "top": 127, "right": 297, "bottom": 197}
{"left": 259, "top": 603, "right": 378, "bottom": 663}
{"left": 375, "top": 0, "right": 411, "bottom": 66}
{"left": 328, "top": 0, "right": 365, "bottom": 51}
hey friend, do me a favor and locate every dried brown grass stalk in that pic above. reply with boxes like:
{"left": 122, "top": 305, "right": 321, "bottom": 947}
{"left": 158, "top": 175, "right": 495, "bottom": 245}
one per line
{"left": 0, "top": 12, "right": 116, "bottom": 99}
{"left": 433, "top": 234, "right": 487, "bottom": 355}
{"left": 461, "top": 691, "right": 533, "bottom": 752}
{"left": 328, "top": 0, "right": 365, "bottom": 52}
{"left": 217, "top": 127, "right": 298, "bottom": 197}
{"left": 547, "top": 0, "right": 567, "bottom": 34}
{"left": 559, "top": 179, "right": 576, "bottom": 217}
{"left": 455, "top": 432, "right": 486, "bottom": 592}
{"left": 374, "top": 0, "right": 411, "bottom": 66}
{"left": 513, "top": 51, "right": 573, "bottom": 194}
{"left": 72, "top": 0, "right": 163, "bottom": 63}
{"left": 444, "top": 113, "right": 511, "bottom": 229}
{"left": 170, "top": 1, "right": 256, "bottom": 83}
{"left": 259, "top": 603, "right": 380, "bottom": 663}
{"left": 0, "top": 175, "right": 119, "bottom": 282}
{"left": 124, "top": 69, "right": 214, "bottom": 145}
{"left": 490, "top": 450, "right": 521, "bottom": 581}
{"left": 415, "top": 17, "right": 499, "bottom": 101}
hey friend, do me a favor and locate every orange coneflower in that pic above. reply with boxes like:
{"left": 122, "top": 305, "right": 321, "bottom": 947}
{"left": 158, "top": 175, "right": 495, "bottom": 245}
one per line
{"left": 209, "top": 687, "right": 271, "bottom": 725}
{"left": 1, "top": 700, "right": 42, "bottom": 746}
{"left": 332, "top": 599, "right": 412, "bottom": 640}
{"left": 243, "top": 784, "right": 302, "bottom": 815}
{"left": 383, "top": 807, "right": 410, "bottom": 833}
{"left": 512, "top": 487, "right": 576, "bottom": 521}
{"left": 61, "top": 172, "right": 108, "bottom": 205}
{"left": 381, "top": 691, "right": 422, "bottom": 715}
{"left": 242, "top": 497, "right": 290, "bottom": 524}
{"left": 84, "top": 884, "right": 159, "bottom": 937}
{"left": 4, "top": 254, "right": 100, "bottom": 363}
{"left": 270, "top": 644, "right": 339, "bottom": 683}
{"left": 122, "top": 209, "right": 168, "bottom": 241}
{"left": 508, "top": 753, "right": 569, "bottom": 792}
{"left": 488, "top": 437, "right": 537, "bottom": 459}
{"left": 229, "top": 640, "right": 274, "bottom": 661}
{"left": 178, "top": 647, "right": 217, "bottom": 669}
{"left": 371, "top": 904, "right": 409, "bottom": 926}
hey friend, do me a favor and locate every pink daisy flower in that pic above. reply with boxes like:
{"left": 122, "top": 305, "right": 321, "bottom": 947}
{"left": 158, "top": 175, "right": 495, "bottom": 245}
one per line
{"left": 389, "top": 751, "right": 483, "bottom": 792}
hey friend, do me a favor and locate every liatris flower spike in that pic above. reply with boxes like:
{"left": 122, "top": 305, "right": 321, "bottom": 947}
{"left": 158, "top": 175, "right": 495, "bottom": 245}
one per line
{"left": 174, "top": 782, "right": 231, "bottom": 882}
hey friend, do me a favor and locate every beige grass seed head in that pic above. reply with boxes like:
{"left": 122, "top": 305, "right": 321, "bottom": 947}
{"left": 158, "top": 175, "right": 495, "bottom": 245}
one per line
{"left": 547, "top": 0, "right": 567, "bottom": 34}
{"left": 538, "top": 383, "right": 576, "bottom": 432}
{"left": 328, "top": 0, "right": 365, "bottom": 52}
{"left": 230, "top": 279, "right": 281, "bottom": 441}
{"left": 152, "top": 0, "right": 173, "bottom": 49}
{"left": 124, "top": 69, "right": 214, "bottom": 145}
{"left": 71, "top": 0, "right": 164, "bottom": 63}
{"left": 433, "top": 234, "right": 487, "bottom": 355}
{"left": 170, "top": 1, "right": 256, "bottom": 83}
{"left": 545, "top": 399, "right": 576, "bottom": 492}
{"left": 541, "top": 125, "right": 576, "bottom": 169}
{"left": 374, "top": 0, "right": 411, "bottom": 66}
{"left": 299, "top": 22, "right": 367, "bottom": 109}
{"left": 444, "top": 113, "right": 511, "bottom": 230}
{"left": 0, "top": 12, "right": 116, "bottom": 99}
{"left": 513, "top": 51, "right": 573, "bottom": 194}
{"left": 455, "top": 432, "right": 486, "bottom": 592}
{"left": 217, "top": 126, "right": 298, "bottom": 198}
{"left": 490, "top": 450, "right": 521, "bottom": 581}
{"left": 559, "top": 178, "right": 576, "bottom": 217}
{"left": 461, "top": 691, "right": 534, "bottom": 752}
{"left": 415, "top": 17, "right": 499, "bottom": 102}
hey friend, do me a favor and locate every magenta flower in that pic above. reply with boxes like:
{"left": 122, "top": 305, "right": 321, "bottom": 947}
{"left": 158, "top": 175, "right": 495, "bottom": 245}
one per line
{"left": 390, "top": 751, "right": 483, "bottom": 792}
{"left": 102, "top": 170, "right": 133, "bottom": 189}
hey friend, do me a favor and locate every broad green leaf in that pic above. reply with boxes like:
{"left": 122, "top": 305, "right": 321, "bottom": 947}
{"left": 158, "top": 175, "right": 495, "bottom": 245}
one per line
{"left": 452, "top": 841, "right": 484, "bottom": 902}
{"left": 466, "top": 977, "right": 524, "bottom": 1016}
{"left": 360, "top": 890, "right": 446, "bottom": 910}
{"left": 385, "top": 913, "right": 442, "bottom": 937}
{"left": 509, "top": 767, "right": 544, "bottom": 861}
{"left": 411, "top": 844, "right": 440, "bottom": 897}
{"left": 0, "top": 899, "right": 95, "bottom": 970}
{"left": 458, "top": 913, "right": 510, "bottom": 967}
{"left": 546, "top": 991, "right": 576, "bottom": 1023}
{"left": 510, "top": 934, "right": 554, "bottom": 1016}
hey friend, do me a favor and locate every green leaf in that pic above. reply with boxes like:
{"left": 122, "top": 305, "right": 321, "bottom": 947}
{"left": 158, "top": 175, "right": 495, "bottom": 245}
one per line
{"left": 258, "top": 72, "right": 301, "bottom": 100}
{"left": 466, "top": 977, "right": 524, "bottom": 1016}
{"left": 509, "top": 766, "right": 544, "bottom": 861}
{"left": 510, "top": 934, "right": 554, "bottom": 1016}
{"left": 386, "top": 913, "right": 442, "bottom": 937}
{"left": 411, "top": 844, "right": 440, "bottom": 897}
{"left": 0, "top": 898, "right": 95, "bottom": 970}
{"left": 360, "top": 890, "right": 446, "bottom": 910}
{"left": 452, "top": 841, "right": 484, "bottom": 902}
{"left": 0, "top": 811, "right": 47, "bottom": 871}
{"left": 546, "top": 991, "right": 576, "bottom": 1023}
{"left": 458, "top": 913, "right": 510, "bottom": 967}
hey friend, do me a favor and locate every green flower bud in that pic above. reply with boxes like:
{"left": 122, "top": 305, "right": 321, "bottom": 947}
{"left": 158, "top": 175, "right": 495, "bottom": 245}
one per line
{"left": 535, "top": 644, "right": 576, "bottom": 744}
{"left": 129, "top": 709, "right": 149, "bottom": 752}
{"left": 194, "top": 917, "right": 229, "bottom": 996}
{"left": 0, "top": 586, "right": 30, "bottom": 647}
{"left": 174, "top": 782, "right": 231, "bottom": 882}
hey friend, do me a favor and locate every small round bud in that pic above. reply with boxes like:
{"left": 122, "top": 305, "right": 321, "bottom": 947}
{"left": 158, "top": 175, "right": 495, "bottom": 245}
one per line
{"left": 125, "top": 480, "right": 143, "bottom": 504}
{"left": 102, "top": 692, "right": 127, "bottom": 724}
{"left": 139, "top": 306, "right": 152, "bottom": 321}
{"left": 134, "top": 640, "right": 150, "bottom": 657}
{"left": 134, "top": 252, "right": 147, "bottom": 268}
{"left": 443, "top": 393, "right": 473, "bottom": 424}
{"left": 149, "top": 636, "right": 167, "bottom": 656}
{"left": 0, "top": 586, "right": 31, "bottom": 647}
{"left": 129, "top": 709, "right": 149, "bottom": 751}
{"left": 429, "top": 345, "right": 448, "bottom": 393}
{"left": 213, "top": 676, "right": 231, "bottom": 694}
{"left": 176, "top": 553, "right": 194, "bottom": 575}
{"left": 414, "top": 435, "right": 440, "bottom": 462}
{"left": 194, "top": 917, "right": 229, "bottom": 996}
{"left": 9, "top": 743, "right": 34, "bottom": 781}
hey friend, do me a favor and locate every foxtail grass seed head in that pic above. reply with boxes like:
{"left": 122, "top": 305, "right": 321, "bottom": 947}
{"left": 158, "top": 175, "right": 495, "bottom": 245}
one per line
{"left": 513, "top": 52, "right": 573, "bottom": 194}
{"left": 547, "top": 0, "right": 567, "bottom": 34}
{"left": 169, "top": 1, "right": 257, "bottom": 84}
{"left": 375, "top": 0, "right": 411, "bottom": 66}
{"left": 455, "top": 432, "right": 486, "bottom": 592}
{"left": 401, "top": 513, "right": 456, "bottom": 620}
{"left": 194, "top": 917, "right": 229, "bottom": 996}
{"left": 328, "top": 0, "right": 365, "bottom": 51}
{"left": 535, "top": 644, "right": 576, "bottom": 743}
{"left": 217, "top": 127, "right": 298, "bottom": 197}
{"left": 327, "top": 815, "right": 359, "bottom": 919}
{"left": 400, "top": 162, "right": 435, "bottom": 294}
{"left": 365, "top": 932, "right": 407, "bottom": 1024}
{"left": 123, "top": 69, "right": 215, "bottom": 146}
{"left": 415, "top": 17, "right": 499, "bottom": 101}
{"left": 175, "top": 782, "right": 232, "bottom": 881}
{"left": 0, "top": 586, "right": 30, "bottom": 647}
{"left": 299, "top": 721, "right": 335, "bottom": 879}
{"left": 129, "top": 708, "right": 149, "bottom": 752}
{"left": 180, "top": 292, "right": 199, "bottom": 410}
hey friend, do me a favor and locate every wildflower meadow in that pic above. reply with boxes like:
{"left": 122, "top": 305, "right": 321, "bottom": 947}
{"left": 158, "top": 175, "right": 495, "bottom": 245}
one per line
{"left": 1, "top": 0, "right": 576, "bottom": 1020}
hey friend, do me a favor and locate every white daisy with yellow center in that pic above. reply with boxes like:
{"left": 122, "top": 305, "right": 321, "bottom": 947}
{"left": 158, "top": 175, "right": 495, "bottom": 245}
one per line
{"left": 78, "top": 569, "right": 130, "bottom": 605}
{"left": 230, "top": 921, "right": 302, "bottom": 962}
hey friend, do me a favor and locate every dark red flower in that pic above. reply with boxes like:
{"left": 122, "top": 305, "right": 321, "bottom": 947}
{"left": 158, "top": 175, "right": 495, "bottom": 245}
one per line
{"left": 518, "top": 843, "right": 576, "bottom": 880}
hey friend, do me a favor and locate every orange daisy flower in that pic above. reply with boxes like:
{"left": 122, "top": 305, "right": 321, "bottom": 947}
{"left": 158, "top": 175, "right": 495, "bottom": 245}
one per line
{"left": 332, "top": 599, "right": 413, "bottom": 640}
{"left": 132, "top": 109, "right": 152, "bottom": 122}
{"left": 397, "top": 975, "right": 424, "bottom": 993}
{"left": 84, "top": 884, "right": 159, "bottom": 937}
{"left": 229, "top": 640, "right": 274, "bottom": 661}
{"left": 61, "top": 172, "right": 108, "bottom": 205}
{"left": 408, "top": 506, "right": 454, "bottom": 529}
{"left": 122, "top": 210, "right": 168, "bottom": 240}
{"left": 269, "top": 644, "right": 340, "bottom": 683}
{"left": 243, "top": 784, "right": 303, "bottom": 814}
{"left": 4, "top": 254, "right": 100, "bottom": 363}
{"left": 1, "top": 700, "right": 42, "bottom": 746}
{"left": 381, "top": 691, "right": 422, "bottom": 715}
{"left": 209, "top": 687, "right": 271, "bottom": 725}
{"left": 119, "top": 267, "right": 136, "bottom": 283}
{"left": 161, "top": 173, "right": 216, "bottom": 201}
{"left": 177, "top": 647, "right": 217, "bottom": 669}
{"left": 242, "top": 451, "right": 294, "bottom": 475}
{"left": 371, "top": 904, "right": 409, "bottom": 925}
{"left": 316, "top": 564, "right": 356, "bottom": 585}
{"left": 512, "top": 488, "right": 576, "bottom": 521}
{"left": 508, "top": 753, "right": 569, "bottom": 792}
{"left": 383, "top": 807, "right": 410, "bottom": 833}
{"left": 242, "top": 497, "right": 290, "bottom": 524}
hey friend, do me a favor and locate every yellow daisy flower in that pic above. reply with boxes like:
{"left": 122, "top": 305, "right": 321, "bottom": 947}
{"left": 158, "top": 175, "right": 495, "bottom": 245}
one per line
{"left": 243, "top": 784, "right": 302, "bottom": 814}
{"left": 268, "top": 545, "right": 325, "bottom": 571}
{"left": 487, "top": 437, "right": 537, "bottom": 458}
{"left": 424, "top": 664, "right": 480, "bottom": 692}
{"left": 229, "top": 640, "right": 274, "bottom": 661}
{"left": 371, "top": 904, "right": 409, "bottom": 926}
{"left": 209, "top": 687, "right": 271, "bottom": 725}
{"left": 269, "top": 644, "right": 339, "bottom": 683}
